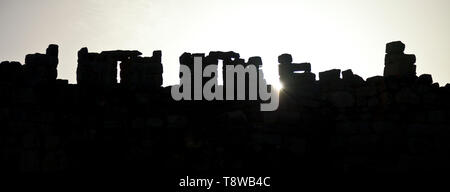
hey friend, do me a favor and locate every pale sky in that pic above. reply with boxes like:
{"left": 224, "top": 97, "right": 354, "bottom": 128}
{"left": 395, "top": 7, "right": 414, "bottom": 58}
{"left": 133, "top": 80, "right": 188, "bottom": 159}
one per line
{"left": 1, "top": 0, "right": 449, "bottom": 86}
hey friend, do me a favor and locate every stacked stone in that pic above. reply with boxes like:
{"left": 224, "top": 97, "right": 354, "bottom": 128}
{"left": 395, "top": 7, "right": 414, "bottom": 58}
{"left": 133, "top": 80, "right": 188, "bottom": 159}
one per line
{"left": 22, "top": 44, "right": 59, "bottom": 86}
{"left": 278, "top": 54, "right": 315, "bottom": 88}
{"left": 384, "top": 41, "right": 417, "bottom": 77}
{"left": 77, "top": 48, "right": 116, "bottom": 86}
{"left": 209, "top": 51, "right": 240, "bottom": 62}
{"left": 0, "top": 61, "right": 23, "bottom": 85}
{"left": 319, "top": 69, "right": 358, "bottom": 108}
{"left": 100, "top": 50, "right": 142, "bottom": 61}
{"left": 2, "top": 41, "right": 450, "bottom": 173}
{"left": 277, "top": 54, "right": 319, "bottom": 110}
{"left": 318, "top": 69, "right": 346, "bottom": 93}
{"left": 77, "top": 48, "right": 144, "bottom": 86}
{"left": 319, "top": 69, "right": 341, "bottom": 82}
{"left": 177, "top": 51, "right": 267, "bottom": 103}
{"left": 120, "top": 50, "right": 163, "bottom": 89}
{"left": 179, "top": 51, "right": 247, "bottom": 100}
{"left": 342, "top": 69, "right": 365, "bottom": 88}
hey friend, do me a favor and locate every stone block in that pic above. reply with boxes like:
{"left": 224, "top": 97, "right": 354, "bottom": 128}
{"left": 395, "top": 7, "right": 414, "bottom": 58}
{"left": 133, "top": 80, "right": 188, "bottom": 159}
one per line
{"left": 418, "top": 74, "right": 432, "bottom": 85}
{"left": 319, "top": 69, "right": 341, "bottom": 82}
{"left": 386, "top": 41, "right": 405, "bottom": 54}
{"left": 278, "top": 54, "right": 292, "bottom": 64}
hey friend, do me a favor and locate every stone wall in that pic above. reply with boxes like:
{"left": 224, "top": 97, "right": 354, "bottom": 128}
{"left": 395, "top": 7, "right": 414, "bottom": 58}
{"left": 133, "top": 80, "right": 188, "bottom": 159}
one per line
{"left": 0, "top": 42, "right": 449, "bottom": 174}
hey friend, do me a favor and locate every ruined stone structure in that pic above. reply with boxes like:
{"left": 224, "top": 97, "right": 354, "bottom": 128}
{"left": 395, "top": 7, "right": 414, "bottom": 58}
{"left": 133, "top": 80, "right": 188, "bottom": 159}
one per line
{"left": 278, "top": 54, "right": 315, "bottom": 88}
{"left": 0, "top": 45, "right": 63, "bottom": 87}
{"left": 0, "top": 42, "right": 449, "bottom": 177}
{"left": 0, "top": 61, "right": 22, "bottom": 85}
{"left": 77, "top": 48, "right": 163, "bottom": 88}
{"left": 120, "top": 50, "right": 163, "bottom": 89}
{"left": 177, "top": 51, "right": 266, "bottom": 100}
{"left": 384, "top": 41, "right": 417, "bottom": 77}
{"left": 23, "top": 44, "right": 59, "bottom": 86}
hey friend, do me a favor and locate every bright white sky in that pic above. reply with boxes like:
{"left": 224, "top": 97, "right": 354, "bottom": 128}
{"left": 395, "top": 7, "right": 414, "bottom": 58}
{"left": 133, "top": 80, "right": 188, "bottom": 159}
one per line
{"left": 0, "top": 0, "right": 449, "bottom": 86}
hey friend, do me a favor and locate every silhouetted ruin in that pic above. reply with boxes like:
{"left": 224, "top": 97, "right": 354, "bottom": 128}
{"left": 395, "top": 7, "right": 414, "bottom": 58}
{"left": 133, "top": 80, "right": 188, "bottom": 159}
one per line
{"left": 384, "top": 41, "right": 417, "bottom": 77}
{"left": 278, "top": 54, "right": 315, "bottom": 90}
{"left": 0, "top": 45, "right": 60, "bottom": 86}
{"left": 120, "top": 50, "right": 163, "bottom": 89}
{"left": 0, "top": 41, "right": 449, "bottom": 177}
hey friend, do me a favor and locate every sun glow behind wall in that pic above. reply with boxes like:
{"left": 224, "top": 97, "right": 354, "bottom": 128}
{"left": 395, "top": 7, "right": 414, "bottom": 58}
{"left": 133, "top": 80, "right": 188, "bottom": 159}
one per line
{"left": 0, "top": 0, "right": 449, "bottom": 86}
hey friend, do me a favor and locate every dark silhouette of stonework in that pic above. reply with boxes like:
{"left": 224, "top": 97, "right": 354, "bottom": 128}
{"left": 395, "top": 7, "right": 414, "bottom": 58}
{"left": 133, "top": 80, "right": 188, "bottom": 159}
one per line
{"left": 0, "top": 41, "right": 450, "bottom": 180}
{"left": 384, "top": 41, "right": 417, "bottom": 77}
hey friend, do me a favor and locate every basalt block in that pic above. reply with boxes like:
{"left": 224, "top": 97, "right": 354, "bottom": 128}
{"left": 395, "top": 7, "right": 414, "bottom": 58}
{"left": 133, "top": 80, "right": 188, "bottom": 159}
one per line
{"left": 383, "top": 41, "right": 417, "bottom": 77}
{"left": 23, "top": 45, "right": 59, "bottom": 85}
{"left": 278, "top": 54, "right": 293, "bottom": 64}
{"left": 418, "top": 74, "right": 433, "bottom": 85}
{"left": 100, "top": 50, "right": 142, "bottom": 61}
{"left": 120, "top": 53, "right": 163, "bottom": 88}
{"left": 46, "top": 44, "right": 59, "bottom": 57}
{"left": 77, "top": 48, "right": 117, "bottom": 86}
{"left": 292, "top": 72, "right": 316, "bottom": 84}
{"left": 342, "top": 69, "right": 354, "bottom": 80}
{"left": 0, "top": 61, "right": 23, "bottom": 84}
{"left": 152, "top": 51, "right": 162, "bottom": 63}
{"left": 384, "top": 63, "right": 416, "bottom": 77}
{"left": 385, "top": 54, "right": 416, "bottom": 65}
{"left": 279, "top": 63, "right": 311, "bottom": 79}
{"left": 319, "top": 69, "right": 341, "bottom": 82}
{"left": 386, "top": 41, "right": 405, "bottom": 54}
{"left": 247, "top": 56, "right": 262, "bottom": 66}
{"left": 208, "top": 51, "right": 240, "bottom": 61}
